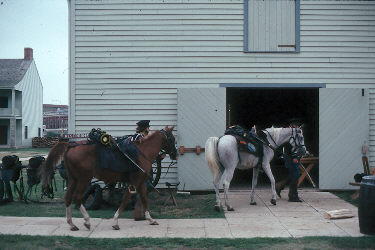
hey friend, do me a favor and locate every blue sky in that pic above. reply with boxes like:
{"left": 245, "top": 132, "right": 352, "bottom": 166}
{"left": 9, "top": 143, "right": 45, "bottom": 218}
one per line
{"left": 0, "top": 0, "right": 69, "bottom": 105}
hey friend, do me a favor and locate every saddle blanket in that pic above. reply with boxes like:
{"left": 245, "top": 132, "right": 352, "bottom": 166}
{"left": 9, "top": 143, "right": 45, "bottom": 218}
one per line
{"left": 95, "top": 136, "right": 139, "bottom": 174}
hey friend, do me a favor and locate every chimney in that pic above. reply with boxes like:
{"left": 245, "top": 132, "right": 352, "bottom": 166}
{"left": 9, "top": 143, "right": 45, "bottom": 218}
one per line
{"left": 24, "top": 47, "right": 33, "bottom": 60}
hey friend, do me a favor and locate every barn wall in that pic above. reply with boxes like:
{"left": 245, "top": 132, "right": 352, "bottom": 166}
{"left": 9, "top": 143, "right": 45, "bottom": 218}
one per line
{"left": 70, "top": 0, "right": 375, "bottom": 187}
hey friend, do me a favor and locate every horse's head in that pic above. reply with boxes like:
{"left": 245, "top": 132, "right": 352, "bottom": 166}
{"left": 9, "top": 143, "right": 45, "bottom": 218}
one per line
{"left": 289, "top": 127, "right": 307, "bottom": 157}
{"left": 161, "top": 126, "right": 178, "bottom": 160}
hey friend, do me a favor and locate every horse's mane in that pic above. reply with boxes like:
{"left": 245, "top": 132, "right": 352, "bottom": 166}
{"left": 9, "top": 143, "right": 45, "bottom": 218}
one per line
{"left": 135, "top": 130, "right": 160, "bottom": 145}
{"left": 264, "top": 126, "right": 282, "bottom": 143}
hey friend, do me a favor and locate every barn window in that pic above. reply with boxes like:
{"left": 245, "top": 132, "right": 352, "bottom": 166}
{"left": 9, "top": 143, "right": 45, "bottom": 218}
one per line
{"left": 244, "top": 0, "right": 300, "bottom": 53}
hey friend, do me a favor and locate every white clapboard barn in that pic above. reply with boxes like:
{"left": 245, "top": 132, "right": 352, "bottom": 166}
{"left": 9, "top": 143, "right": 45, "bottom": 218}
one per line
{"left": 68, "top": 0, "right": 374, "bottom": 190}
{"left": 0, "top": 48, "right": 43, "bottom": 148}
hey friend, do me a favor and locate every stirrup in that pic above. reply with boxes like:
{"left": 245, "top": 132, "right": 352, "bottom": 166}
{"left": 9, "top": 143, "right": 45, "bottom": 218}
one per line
{"left": 128, "top": 185, "right": 137, "bottom": 194}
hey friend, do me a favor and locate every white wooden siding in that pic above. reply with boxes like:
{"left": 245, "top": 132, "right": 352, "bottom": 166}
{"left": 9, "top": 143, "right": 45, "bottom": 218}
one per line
{"left": 15, "top": 61, "right": 43, "bottom": 147}
{"left": 70, "top": 0, "right": 375, "bottom": 187}
{"left": 370, "top": 88, "right": 375, "bottom": 168}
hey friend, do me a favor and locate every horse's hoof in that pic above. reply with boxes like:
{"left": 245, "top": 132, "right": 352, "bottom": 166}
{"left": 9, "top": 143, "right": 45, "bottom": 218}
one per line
{"left": 112, "top": 225, "right": 120, "bottom": 230}
{"left": 84, "top": 222, "right": 91, "bottom": 230}
{"left": 271, "top": 199, "right": 277, "bottom": 205}
{"left": 250, "top": 202, "right": 257, "bottom": 205}
{"left": 214, "top": 205, "right": 221, "bottom": 212}
{"left": 70, "top": 226, "right": 79, "bottom": 231}
{"left": 227, "top": 207, "right": 235, "bottom": 211}
{"left": 150, "top": 221, "right": 159, "bottom": 225}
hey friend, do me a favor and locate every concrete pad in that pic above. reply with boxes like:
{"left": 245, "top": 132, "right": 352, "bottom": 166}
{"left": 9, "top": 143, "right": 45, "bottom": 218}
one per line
{"left": 26, "top": 217, "right": 66, "bottom": 225}
{"left": 167, "top": 227, "right": 206, "bottom": 238}
{"left": 0, "top": 224, "right": 22, "bottom": 234}
{"left": 229, "top": 224, "right": 290, "bottom": 238}
{"left": 167, "top": 218, "right": 205, "bottom": 228}
{"left": 13, "top": 224, "right": 59, "bottom": 236}
{"left": 226, "top": 216, "right": 279, "bottom": 226}
{"left": 205, "top": 226, "right": 233, "bottom": 238}
{"left": 0, "top": 189, "right": 364, "bottom": 238}
{"left": 332, "top": 217, "right": 364, "bottom": 237}
{"left": 0, "top": 216, "right": 31, "bottom": 226}
{"left": 225, "top": 211, "right": 274, "bottom": 218}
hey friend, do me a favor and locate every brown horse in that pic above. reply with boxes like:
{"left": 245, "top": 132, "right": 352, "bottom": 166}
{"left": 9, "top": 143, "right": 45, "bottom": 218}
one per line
{"left": 39, "top": 126, "right": 177, "bottom": 231}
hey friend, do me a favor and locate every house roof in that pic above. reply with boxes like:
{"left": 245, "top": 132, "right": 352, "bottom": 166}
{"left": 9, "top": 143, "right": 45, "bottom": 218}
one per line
{"left": 0, "top": 59, "right": 32, "bottom": 87}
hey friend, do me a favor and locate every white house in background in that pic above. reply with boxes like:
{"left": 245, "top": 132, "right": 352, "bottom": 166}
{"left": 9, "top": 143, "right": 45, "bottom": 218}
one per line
{"left": 0, "top": 48, "right": 43, "bottom": 148}
{"left": 68, "top": 0, "right": 375, "bottom": 190}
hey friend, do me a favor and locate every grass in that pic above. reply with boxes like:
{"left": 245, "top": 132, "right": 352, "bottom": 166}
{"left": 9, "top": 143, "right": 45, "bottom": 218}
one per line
{"left": 0, "top": 174, "right": 225, "bottom": 219}
{"left": 331, "top": 191, "right": 359, "bottom": 207}
{"left": 0, "top": 235, "right": 375, "bottom": 250}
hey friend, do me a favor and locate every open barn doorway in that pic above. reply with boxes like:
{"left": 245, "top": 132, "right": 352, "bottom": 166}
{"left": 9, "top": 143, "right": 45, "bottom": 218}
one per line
{"left": 226, "top": 88, "right": 319, "bottom": 189}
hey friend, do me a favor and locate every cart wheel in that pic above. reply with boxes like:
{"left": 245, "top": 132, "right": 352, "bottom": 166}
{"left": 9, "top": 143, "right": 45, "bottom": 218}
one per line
{"left": 82, "top": 184, "right": 102, "bottom": 210}
{"left": 151, "top": 157, "right": 162, "bottom": 187}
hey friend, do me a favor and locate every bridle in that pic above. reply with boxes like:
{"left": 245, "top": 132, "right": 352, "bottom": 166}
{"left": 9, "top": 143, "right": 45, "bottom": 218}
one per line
{"left": 288, "top": 127, "right": 305, "bottom": 157}
{"left": 265, "top": 127, "right": 305, "bottom": 157}
{"left": 160, "top": 129, "right": 177, "bottom": 159}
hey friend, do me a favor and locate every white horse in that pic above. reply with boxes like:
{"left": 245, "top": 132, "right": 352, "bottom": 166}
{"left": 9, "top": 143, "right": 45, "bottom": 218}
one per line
{"left": 205, "top": 127, "right": 306, "bottom": 211}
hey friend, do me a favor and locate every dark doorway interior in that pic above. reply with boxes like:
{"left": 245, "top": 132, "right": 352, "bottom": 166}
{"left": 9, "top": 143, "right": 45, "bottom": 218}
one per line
{"left": 0, "top": 125, "right": 8, "bottom": 145}
{"left": 226, "top": 88, "right": 319, "bottom": 188}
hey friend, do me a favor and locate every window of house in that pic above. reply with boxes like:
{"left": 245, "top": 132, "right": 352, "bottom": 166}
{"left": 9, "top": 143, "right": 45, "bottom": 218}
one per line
{"left": 25, "top": 126, "right": 28, "bottom": 139}
{"left": 38, "top": 128, "right": 41, "bottom": 137}
{"left": 0, "top": 97, "right": 8, "bottom": 108}
{"left": 244, "top": 0, "right": 300, "bottom": 53}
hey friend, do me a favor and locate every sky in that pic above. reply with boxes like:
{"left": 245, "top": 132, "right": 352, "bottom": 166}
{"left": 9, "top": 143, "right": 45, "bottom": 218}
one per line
{"left": 0, "top": 0, "right": 69, "bottom": 105}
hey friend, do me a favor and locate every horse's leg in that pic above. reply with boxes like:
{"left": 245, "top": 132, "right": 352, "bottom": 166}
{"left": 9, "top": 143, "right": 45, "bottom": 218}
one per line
{"left": 72, "top": 179, "right": 92, "bottom": 230}
{"left": 213, "top": 170, "right": 223, "bottom": 212}
{"left": 112, "top": 190, "right": 133, "bottom": 230}
{"left": 250, "top": 167, "right": 259, "bottom": 205}
{"left": 222, "top": 168, "right": 235, "bottom": 211}
{"left": 64, "top": 179, "right": 79, "bottom": 231}
{"left": 263, "top": 163, "right": 277, "bottom": 205}
{"left": 137, "top": 181, "right": 158, "bottom": 225}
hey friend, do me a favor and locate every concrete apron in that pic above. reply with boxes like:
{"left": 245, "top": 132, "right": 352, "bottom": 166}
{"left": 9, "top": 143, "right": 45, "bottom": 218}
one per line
{"left": 0, "top": 190, "right": 363, "bottom": 238}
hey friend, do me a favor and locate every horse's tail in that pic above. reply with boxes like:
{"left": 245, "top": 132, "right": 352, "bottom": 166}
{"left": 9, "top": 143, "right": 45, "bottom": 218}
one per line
{"left": 39, "top": 141, "right": 69, "bottom": 187}
{"left": 205, "top": 137, "right": 222, "bottom": 182}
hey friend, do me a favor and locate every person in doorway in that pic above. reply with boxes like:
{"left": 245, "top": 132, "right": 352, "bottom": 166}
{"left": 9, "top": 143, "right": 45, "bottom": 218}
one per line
{"left": 131, "top": 120, "right": 150, "bottom": 142}
{"left": 276, "top": 118, "right": 303, "bottom": 202}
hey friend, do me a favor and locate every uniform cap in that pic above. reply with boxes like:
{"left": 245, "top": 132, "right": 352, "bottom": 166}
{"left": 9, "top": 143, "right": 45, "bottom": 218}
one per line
{"left": 136, "top": 120, "right": 150, "bottom": 128}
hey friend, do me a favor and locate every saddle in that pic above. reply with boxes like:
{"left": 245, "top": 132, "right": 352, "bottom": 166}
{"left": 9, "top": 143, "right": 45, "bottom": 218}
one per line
{"left": 26, "top": 156, "right": 45, "bottom": 187}
{"left": 0, "top": 155, "right": 23, "bottom": 183}
{"left": 0, "top": 155, "right": 23, "bottom": 203}
{"left": 225, "top": 125, "right": 266, "bottom": 155}
{"left": 88, "top": 128, "right": 140, "bottom": 174}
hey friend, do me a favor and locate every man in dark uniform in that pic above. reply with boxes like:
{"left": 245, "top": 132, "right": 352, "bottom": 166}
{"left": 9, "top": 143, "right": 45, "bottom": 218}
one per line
{"left": 276, "top": 118, "right": 303, "bottom": 202}
{"left": 131, "top": 120, "right": 150, "bottom": 141}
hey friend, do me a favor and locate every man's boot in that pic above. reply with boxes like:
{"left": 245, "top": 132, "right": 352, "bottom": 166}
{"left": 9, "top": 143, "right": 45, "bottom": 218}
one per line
{"left": 288, "top": 182, "right": 302, "bottom": 202}
{"left": 276, "top": 178, "right": 289, "bottom": 198}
